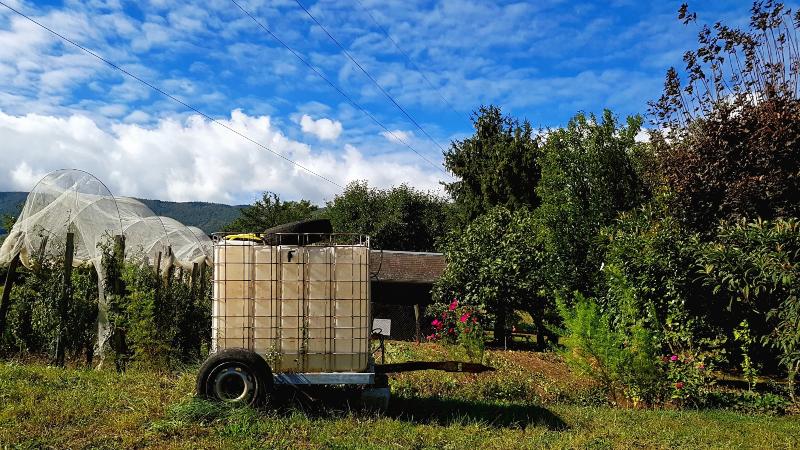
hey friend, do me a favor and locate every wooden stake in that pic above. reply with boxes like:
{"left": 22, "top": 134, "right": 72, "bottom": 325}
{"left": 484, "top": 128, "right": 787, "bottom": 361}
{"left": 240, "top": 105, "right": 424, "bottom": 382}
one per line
{"left": 414, "top": 304, "right": 421, "bottom": 344}
{"left": 55, "top": 232, "right": 74, "bottom": 366}
{"left": 0, "top": 254, "right": 20, "bottom": 336}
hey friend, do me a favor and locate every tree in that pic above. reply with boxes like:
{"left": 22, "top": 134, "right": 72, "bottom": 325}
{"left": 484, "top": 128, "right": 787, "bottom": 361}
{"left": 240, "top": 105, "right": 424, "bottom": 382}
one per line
{"left": 536, "top": 110, "right": 649, "bottom": 296}
{"left": 443, "top": 105, "right": 541, "bottom": 221}
{"left": 432, "top": 206, "right": 550, "bottom": 347}
{"left": 649, "top": 2, "right": 800, "bottom": 232}
{"left": 325, "top": 181, "right": 453, "bottom": 252}
{"left": 224, "top": 192, "right": 318, "bottom": 232}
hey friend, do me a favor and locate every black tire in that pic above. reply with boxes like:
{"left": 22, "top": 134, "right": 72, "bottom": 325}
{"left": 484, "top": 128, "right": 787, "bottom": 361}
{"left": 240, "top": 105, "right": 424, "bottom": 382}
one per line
{"left": 196, "top": 348, "right": 273, "bottom": 407}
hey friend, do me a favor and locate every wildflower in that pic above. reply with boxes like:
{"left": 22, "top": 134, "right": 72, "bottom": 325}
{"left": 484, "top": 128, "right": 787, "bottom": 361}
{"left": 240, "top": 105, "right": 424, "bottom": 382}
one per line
{"left": 670, "top": 355, "right": 678, "bottom": 362}
{"left": 432, "top": 319, "right": 442, "bottom": 328}
{"left": 675, "top": 382, "right": 684, "bottom": 390}
{"left": 460, "top": 313, "right": 470, "bottom": 323}
{"left": 449, "top": 299, "right": 458, "bottom": 311}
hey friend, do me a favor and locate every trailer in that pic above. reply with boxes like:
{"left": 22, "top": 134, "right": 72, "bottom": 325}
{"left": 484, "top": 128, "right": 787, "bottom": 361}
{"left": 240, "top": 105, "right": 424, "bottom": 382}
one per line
{"left": 196, "top": 230, "right": 491, "bottom": 409}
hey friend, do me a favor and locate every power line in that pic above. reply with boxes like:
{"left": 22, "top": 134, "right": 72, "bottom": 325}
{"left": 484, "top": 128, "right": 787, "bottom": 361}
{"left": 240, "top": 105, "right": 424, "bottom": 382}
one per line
{"left": 353, "top": 0, "right": 468, "bottom": 119}
{"left": 0, "top": 0, "right": 344, "bottom": 189}
{"left": 230, "top": 0, "right": 448, "bottom": 176}
{"left": 291, "top": 0, "right": 451, "bottom": 159}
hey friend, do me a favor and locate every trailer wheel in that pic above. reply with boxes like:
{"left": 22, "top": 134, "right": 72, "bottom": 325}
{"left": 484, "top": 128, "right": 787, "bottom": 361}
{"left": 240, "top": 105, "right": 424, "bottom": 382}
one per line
{"left": 196, "top": 348, "right": 273, "bottom": 406}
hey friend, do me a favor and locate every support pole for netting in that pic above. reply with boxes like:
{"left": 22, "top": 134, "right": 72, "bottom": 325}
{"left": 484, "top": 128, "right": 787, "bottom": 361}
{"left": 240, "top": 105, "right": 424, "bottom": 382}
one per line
{"left": 0, "top": 254, "right": 21, "bottom": 337}
{"left": 190, "top": 262, "right": 199, "bottom": 300}
{"left": 55, "top": 232, "right": 74, "bottom": 367}
{"left": 112, "top": 235, "right": 125, "bottom": 296}
{"left": 154, "top": 250, "right": 162, "bottom": 305}
{"left": 198, "top": 260, "right": 207, "bottom": 299}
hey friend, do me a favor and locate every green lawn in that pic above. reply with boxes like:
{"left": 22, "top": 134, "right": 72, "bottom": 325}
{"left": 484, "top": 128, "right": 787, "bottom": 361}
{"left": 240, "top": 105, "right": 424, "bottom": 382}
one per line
{"left": 1, "top": 343, "right": 798, "bottom": 449}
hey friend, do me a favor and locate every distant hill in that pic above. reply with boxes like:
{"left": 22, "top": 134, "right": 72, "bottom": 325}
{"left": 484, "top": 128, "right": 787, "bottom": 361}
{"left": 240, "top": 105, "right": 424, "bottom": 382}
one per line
{"left": 0, "top": 192, "right": 243, "bottom": 234}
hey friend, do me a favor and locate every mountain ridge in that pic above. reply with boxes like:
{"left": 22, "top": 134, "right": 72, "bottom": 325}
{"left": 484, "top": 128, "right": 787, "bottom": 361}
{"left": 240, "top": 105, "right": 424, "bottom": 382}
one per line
{"left": 0, "top": 192, "right": 243, "bottom": 234}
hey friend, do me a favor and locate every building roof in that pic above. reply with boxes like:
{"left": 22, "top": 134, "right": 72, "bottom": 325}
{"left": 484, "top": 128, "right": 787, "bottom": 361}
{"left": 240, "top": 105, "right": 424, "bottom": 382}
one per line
{"left": 370, "top": 250, "right": 445, "bottom": 284}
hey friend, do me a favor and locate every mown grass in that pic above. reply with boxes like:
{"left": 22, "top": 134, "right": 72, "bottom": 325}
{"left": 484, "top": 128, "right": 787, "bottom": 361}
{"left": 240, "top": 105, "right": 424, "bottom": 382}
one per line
{"left": 1, "top": 343, "right": 799, "bottom": 449}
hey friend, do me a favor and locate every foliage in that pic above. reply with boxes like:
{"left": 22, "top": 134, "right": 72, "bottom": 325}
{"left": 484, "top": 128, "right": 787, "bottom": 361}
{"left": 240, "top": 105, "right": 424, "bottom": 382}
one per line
{"left": 558, "top": 293, "right": 664, "bottom": 406}
{"left": 432, "top": 206, "right": 550, "bottom": 344}
{"left": 650, "top": 2, "right": 800, "bottom": 232}
{"left": 662, "top": 352, "right": 715, "bottom": 407}
{"left": 224, "top": 191, "right": 318, "bottom": 232}
{"left": 443, "top": 105, "right": 541, "bottom": 221}
{"left": 599, "top": 190, "right": 709, "bottom": 354}
{"left": 425, "top": 299, "right": 485, "bottom": 363}
{"left": 697, "top": 218, "right": 800, "bottom": 398}
{"left": 536, "top": 110, "right": 649, "bottom": 296}
{"left": 325, "top": 181, "right": 454, "bottom": 252}
{"left": 734, "top": 320, "right": 760, "bottom": 391}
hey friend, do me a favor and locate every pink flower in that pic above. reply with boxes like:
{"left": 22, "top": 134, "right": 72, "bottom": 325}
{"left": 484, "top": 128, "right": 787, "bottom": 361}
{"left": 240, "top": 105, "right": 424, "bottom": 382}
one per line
{"left": 431, "top": 319, "right": 442, "bottom": 328}
{"left": 675, "top": 382, "right": 684, "bottom": 390}
{"left": 670, "top": 355, "right": 678, "bottom": 362}
{"left": 460, "top": 313, "right": 470, "bottom": 323}
{"left": 449, "top": 299, "right": 459, "bottom": 311}
{"left": 448, "top": 327, "right": 455, "bottom": 334}
{"left": 426, "top": 334, "right": 435, "bottom": 341}
{"left": 472, "top": 317, "right": 478, "bottom": 324}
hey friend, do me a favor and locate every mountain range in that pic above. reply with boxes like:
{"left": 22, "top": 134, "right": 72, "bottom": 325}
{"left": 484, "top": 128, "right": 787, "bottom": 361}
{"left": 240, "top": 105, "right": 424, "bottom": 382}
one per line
{"left": 0, "top": 192, "right": 243, "bottom": 234}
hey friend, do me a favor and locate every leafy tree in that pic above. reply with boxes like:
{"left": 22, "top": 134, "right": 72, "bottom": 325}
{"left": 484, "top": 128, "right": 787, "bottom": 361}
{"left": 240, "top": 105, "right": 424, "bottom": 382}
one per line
{"left": 325, "top": 181, "right": 453, "bottom": 252}
{"left": 650, "top": 2, "right": 800, "bottom": 232}
{"left": 432, "top": 206, "right": 550, "bottom": 347}
{"left": 536, "top": 110, "right": 648, "bottom": 296}
{"left": 443, "top": 105, "right": 541, "bottom": 221}
{"left": 224, "top": 192, "right": 318, "bottom": 232}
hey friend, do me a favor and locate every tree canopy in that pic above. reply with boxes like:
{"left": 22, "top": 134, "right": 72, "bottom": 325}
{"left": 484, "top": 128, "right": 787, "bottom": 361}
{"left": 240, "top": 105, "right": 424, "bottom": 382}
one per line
{"left": 443, "top": 105, "right": 541, "bottom": 221}
{"left": 223, "top": 192, "right": 318, "bottom": 232}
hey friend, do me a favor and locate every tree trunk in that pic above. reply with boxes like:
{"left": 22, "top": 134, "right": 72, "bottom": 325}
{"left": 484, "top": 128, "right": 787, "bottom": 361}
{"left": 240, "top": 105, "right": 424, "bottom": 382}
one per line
{"left": 0, "top": 254, "right": 20, "bottom": 336}
{"left": 494, "top": 305, "right": 507, "bottom": 346}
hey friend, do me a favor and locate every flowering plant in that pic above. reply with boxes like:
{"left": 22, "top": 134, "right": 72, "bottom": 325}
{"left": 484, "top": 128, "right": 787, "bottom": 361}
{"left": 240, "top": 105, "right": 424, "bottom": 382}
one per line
{"left": 662, "top": 352, "right": 715, "bottom": 406}
{"left": 426, "top": 299, "right": 485, "bottom": 363}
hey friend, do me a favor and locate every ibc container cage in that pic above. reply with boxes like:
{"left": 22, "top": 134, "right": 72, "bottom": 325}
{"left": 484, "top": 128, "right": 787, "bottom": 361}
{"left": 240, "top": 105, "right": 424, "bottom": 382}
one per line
{"left": 211, "top": 233, "right": 371, "bottom": 373}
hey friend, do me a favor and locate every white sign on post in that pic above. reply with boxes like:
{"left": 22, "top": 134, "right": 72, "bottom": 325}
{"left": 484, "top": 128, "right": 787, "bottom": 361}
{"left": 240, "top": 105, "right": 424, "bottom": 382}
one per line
{"left": 372, "top": 318, "right": 391, "bottom": 337}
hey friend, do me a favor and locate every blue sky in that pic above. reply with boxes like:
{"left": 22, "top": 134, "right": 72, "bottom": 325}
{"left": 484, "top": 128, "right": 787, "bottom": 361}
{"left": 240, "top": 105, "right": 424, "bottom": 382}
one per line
{"left": 0, "top": 0, "right": 759, "bottom": 204}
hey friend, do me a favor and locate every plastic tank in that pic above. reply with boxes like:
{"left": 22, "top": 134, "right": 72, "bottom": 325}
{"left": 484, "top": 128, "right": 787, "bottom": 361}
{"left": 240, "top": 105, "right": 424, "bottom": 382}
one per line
{"left": 212, "top": 235, "right": 370, "bottom": 373}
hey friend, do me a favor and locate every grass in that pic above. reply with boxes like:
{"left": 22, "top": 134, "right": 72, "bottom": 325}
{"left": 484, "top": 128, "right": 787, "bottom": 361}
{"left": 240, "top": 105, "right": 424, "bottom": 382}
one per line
{"left": 1, "top": 343, "right": 799, "bottom": 449}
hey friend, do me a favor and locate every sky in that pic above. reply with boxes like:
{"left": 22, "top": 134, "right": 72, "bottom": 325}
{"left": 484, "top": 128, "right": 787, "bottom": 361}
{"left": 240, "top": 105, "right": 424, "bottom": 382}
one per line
{"left": 0, "top": 0, "right": 757, "bottom": 205}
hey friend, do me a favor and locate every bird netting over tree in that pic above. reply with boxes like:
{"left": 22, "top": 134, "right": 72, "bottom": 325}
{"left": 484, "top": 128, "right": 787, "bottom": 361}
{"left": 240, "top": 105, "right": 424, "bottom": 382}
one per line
{"left": 0, "top": 169, "right": 214, "bottom": 355}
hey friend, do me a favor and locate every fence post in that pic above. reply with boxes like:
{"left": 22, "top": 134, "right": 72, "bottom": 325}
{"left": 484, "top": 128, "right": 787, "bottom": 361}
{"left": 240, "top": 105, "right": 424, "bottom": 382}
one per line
{"left": 112, "top": 235, "right": 125, "bottom": 295}
{"left": 55, "top": 232, "right": 75, "bottom": 366}
{"left": 414, "top": 304, "right": 421, "bottom": 343}
{"left": 0, "top": 254, "right": 21, "bottom": 336}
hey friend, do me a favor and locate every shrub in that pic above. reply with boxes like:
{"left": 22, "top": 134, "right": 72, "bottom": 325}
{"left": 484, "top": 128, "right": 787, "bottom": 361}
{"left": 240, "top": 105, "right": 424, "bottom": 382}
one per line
{"left": 558, "top": 293, "right": 664, "bottom": 406}
{"left": 697, "top": 218, "right": 800, "bottom": 400}
{"left": 426, "top": 299, "right": 485, "bottom": 363}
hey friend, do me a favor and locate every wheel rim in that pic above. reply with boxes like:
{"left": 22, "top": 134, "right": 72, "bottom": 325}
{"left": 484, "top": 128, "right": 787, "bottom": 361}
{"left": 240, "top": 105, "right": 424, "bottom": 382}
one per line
{"left": 210, "top": 363, "right": 256, "bottom": 403}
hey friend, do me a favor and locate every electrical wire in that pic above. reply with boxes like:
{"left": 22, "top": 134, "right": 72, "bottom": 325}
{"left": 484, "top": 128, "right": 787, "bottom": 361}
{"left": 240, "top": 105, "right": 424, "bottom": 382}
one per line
{"left": 0, "top": 0, "right": 345, "bottom": 189}
{"left": 230, "top": 0, "right": 448, "bottom": 176}
{"left": 353, "top": 0, "right": 468, "bottom": 120}
{"left": 291, "top": 0, "right": 451, "bottom": 159}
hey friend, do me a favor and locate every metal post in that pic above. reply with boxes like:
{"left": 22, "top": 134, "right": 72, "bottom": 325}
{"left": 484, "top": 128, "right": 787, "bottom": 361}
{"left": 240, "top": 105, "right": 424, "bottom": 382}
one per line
{"left": 55, "top": 232, "right": 74, "bottom": 366}
{"left": 0, "top": 254, "right": 21, "bottom": 336}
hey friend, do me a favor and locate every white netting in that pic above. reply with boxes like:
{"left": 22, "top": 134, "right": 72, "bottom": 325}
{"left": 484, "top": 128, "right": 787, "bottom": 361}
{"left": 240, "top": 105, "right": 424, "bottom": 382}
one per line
{"left": 0, "top": 169, "right": 217, "bottom": 357}
{"left": 0, "top": 171, "right": 213, "bottom": 270}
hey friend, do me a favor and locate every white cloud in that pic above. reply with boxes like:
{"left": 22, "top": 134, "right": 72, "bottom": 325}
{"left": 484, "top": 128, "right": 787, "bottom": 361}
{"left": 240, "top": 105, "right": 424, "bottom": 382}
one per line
{"left": 0, "top": 110, "right": 444, "bottom": 206}
{"left": 299, "top": 114, "right": 343, "bottom": 141}
{"left": 380, "top": 129, "right": 414, "bottom": 143}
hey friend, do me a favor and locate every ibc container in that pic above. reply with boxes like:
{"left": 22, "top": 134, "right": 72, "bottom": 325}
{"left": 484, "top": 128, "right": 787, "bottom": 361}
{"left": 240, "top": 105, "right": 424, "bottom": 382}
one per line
{"left": 212, "top": 234, "right": 370, "bottom": 373}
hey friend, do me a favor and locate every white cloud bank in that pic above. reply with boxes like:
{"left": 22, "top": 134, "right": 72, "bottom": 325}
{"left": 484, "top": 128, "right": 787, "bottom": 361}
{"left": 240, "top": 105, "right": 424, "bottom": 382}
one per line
{"left": 380, "top": 130, "right": 414, "bottom": 143}
{"left": 0, "top": 109, "right": 444, "bottom": 204}
{"left": 299, "top": 114, "right": 342, "bottom": 141}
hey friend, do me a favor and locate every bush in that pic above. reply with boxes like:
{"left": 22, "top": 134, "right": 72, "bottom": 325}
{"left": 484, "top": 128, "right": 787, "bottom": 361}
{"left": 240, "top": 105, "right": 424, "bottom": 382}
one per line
{"left": 697, "top": 218, "right": 800, "bottom": 400}
{"left": 426, "top": 299, "right": 485, "bottom": 363}
{"left": 558, "top": 294, "right": 664, "bottom": 406}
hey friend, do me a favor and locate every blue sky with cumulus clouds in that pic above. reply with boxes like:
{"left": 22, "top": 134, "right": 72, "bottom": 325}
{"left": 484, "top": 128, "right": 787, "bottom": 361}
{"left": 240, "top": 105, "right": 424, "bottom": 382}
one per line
{"left": 0, "top": 0, "right": 760, "bottom": 204}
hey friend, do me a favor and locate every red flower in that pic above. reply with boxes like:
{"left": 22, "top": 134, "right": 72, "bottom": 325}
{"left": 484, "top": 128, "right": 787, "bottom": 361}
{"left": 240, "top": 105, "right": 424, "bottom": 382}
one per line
{"left": 449, "top": 299, "right": 458, "bottom": 311}
{"left": 448, "top": 327, "right": 455, "bottom": 334}
{"left": 460, "top": 313, "right": 470, "bottom": 323}
{"left": 675, "top": 382, "right": 684, "bottom": 390}
{"left": 431, "top": 319, "right": 442, "bottom": 329}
